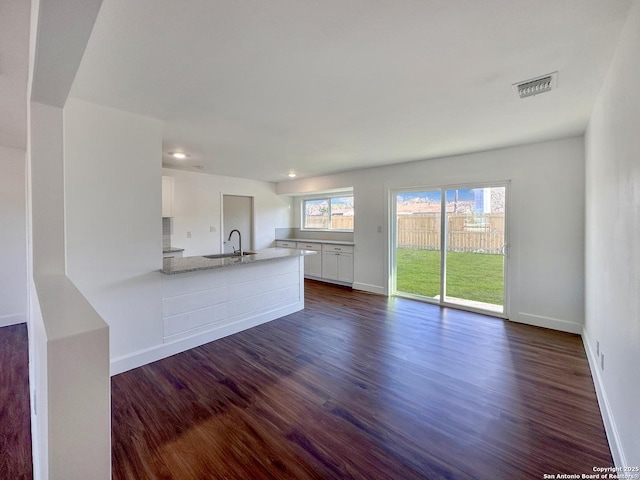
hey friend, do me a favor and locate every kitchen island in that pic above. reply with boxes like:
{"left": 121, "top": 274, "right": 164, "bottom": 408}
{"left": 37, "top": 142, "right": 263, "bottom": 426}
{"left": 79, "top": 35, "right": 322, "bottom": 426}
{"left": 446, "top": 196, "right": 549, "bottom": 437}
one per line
{"left": 159, "top": 248, "right": 314, "bottom": 357}
{"left": 161, "top": 246, "right": 311, "bottom": 274}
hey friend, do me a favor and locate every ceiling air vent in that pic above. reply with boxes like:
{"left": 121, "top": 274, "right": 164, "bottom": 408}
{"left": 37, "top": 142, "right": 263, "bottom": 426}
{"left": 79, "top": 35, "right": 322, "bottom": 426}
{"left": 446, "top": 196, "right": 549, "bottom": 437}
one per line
{"left": 513, "top": 72, "right": 557, "bottom": 99}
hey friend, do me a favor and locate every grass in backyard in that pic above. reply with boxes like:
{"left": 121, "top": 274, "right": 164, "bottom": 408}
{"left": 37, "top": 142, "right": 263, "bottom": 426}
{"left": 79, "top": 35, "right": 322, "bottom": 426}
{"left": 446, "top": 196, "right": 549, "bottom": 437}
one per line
{"left": 396, "top": 248, "right": 504, "bottom": 305}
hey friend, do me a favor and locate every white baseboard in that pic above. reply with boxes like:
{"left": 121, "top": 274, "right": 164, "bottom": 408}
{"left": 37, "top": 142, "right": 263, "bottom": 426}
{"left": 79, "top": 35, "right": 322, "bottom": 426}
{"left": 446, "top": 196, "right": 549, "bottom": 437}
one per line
{"left": 352, "top": 282, "right": 386, "bottom": 295}
{"left": 110, "top": 301, "right": 303, "bottom": 376}
{"left": 582, "top": 331, "right": 626, "bottom": 469}
{"left": 0, "top": 312, "right": 27, "bottom": 328}
{"left": 513, "top": 312, "right": 582, "bottom": 334}
{"left": 305, "top": 276, "right": 353, "bottom": 288}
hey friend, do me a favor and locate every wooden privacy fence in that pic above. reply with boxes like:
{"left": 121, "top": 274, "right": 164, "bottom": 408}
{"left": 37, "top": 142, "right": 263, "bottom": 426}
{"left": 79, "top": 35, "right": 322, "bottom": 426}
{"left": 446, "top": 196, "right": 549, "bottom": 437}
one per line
{"left": 397, "top": 213, "right": 505, "bottom": 254}
{"left": 305, "top": 215, "right": 354, "bottom": 230}
{"left": 305, "top": 213, "right": 504, "bottom": 253}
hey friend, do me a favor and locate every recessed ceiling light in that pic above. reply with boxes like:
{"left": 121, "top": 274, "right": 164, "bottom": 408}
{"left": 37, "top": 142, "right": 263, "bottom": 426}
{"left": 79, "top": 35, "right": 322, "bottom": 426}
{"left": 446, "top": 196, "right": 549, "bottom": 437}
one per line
{"left": 170, "top": 152, "right": 188, "bottom": 159}
{"left": 288, "top": 173, "right": 297, "bottom": 178}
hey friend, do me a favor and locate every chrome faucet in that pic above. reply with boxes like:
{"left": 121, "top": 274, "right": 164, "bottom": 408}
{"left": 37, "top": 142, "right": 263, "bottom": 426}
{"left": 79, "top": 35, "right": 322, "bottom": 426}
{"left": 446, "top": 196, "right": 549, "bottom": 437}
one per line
{"left": 227, "top": 229, "right": 242, "bottom": 256}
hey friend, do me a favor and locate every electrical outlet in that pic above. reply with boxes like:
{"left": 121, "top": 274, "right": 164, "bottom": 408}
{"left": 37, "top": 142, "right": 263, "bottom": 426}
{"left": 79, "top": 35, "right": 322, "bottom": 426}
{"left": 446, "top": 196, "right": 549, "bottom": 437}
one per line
{"left": 186, "top": 231, "right": 192, "bottom": 238}
{"left": 597, "top": 341, "right": 600, "bottom": 357}
{"left": 601, "top": 353, "right": 605, "bottom": 371}
{"left": 377, "top": 226, "right": 382, "bottom": 233}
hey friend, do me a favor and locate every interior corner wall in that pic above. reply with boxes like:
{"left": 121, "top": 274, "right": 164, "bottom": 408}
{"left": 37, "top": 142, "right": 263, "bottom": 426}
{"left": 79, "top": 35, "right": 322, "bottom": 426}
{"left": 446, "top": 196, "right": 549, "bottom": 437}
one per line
{"left": 0, "top": 145, "right": 28, "bottom": 327}
{"left": 30, "top": 102, "right": 65, "bottom": 278}
{"left": 162, "top": 167, "right": 292, "bottom": 257}
{"left": 278, "top": 136, "right": 585, "bottom": 333}
{"left": 29, "top": 100, "right": 112, "bottom": 480}
{"left": 64, "top": 98, "right": 164, "bottom": 363}
{"left": 584, "top": 0, "right": 640, "bottom": 468}
{"left": 27, "top": 101, "right": 68, "bottom": 480}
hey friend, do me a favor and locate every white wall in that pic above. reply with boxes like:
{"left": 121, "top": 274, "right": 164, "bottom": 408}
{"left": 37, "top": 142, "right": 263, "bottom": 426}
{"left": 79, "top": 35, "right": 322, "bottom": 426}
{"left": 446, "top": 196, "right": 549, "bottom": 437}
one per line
{"left": 63, "top": 106, "right": 292, "bottom": 374}
{"left": 279, "top": 137, "right": 585, "bottom": 333}
{"left": 27, "top": 101, "right": 66, "bottom": 480}
{"left": 27, "top": 1, "right": 114, "bottom": 478}
{"left": 35, "top": 275, "right": 111, "bottom": 479}
{"left": 29, "top": 103, "right": 65, "bottom": 277}
{"left": 584, "top": 0, "right": 640, "bottom": 468}
{"left": 64, "top": 98, "right": 164, "bottom": 364}
{"left": 0, "top": 145, "right": 27, "bottom": 326}
{"left": 163, "top": 167, "right": 292, "bottom": 257}
{"left": 29, "top": 101, "right": 111, "bottom": 480}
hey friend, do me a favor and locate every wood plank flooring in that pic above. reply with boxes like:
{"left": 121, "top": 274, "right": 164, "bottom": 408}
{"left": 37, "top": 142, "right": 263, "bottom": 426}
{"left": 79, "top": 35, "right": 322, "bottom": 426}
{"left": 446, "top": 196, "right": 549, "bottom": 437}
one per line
{"left": 0, "top": 323, "right": 33, "bottom": 480}
{"left": 112, "top": 280, "right": 612, "bottom": 479}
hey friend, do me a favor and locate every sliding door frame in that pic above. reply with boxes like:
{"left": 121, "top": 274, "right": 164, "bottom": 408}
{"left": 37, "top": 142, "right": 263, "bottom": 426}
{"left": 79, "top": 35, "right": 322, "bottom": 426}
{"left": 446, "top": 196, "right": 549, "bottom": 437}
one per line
{"left": 390, "top": 180, "right": 510, "bottom": 319}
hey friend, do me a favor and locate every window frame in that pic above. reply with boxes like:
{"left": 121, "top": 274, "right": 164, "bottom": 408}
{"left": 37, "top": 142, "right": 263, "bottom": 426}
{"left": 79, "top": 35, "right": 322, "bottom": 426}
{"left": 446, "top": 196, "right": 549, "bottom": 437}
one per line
{"left": 301, "top": 194, "right": 354, "bottom": 232}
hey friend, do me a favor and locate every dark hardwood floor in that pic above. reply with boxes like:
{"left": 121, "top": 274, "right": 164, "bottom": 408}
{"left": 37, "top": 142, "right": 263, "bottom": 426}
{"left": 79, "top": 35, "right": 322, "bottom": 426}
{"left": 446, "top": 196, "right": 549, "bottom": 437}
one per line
{"left": 0, "top": 323, "right": 33, "bottom": 480}
{"left": 112, "top": 280, "right": 612, "bottom": 479}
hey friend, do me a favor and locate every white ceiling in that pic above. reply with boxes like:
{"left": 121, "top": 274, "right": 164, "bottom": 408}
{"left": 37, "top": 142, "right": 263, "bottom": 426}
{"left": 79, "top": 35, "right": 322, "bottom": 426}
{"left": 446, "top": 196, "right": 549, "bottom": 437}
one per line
{"left": 70, "top": 0, "right": 633, "bottom": 183}
{"left": 0, "top": 0, "right": 31, "bottom": 150}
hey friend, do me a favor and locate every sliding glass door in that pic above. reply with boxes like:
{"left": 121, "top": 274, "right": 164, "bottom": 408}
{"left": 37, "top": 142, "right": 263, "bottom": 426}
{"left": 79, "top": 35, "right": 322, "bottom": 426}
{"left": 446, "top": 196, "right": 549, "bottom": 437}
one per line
{"left": 443, "top": 186, "right": 505, "bottom": 313}
{"left": 392, "top": 184, "right": 507, "bottom": 317}
{"left": 395, "top": 190, "right": 442, "bottom": 300}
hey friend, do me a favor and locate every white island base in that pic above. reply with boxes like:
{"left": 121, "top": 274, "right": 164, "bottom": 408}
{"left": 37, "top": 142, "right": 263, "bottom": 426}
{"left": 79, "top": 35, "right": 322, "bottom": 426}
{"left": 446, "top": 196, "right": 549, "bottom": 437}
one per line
{"left": 162, "top": 255, "right": 304, "bottom": 345}
{"left": 111, "top": 252, "right": 306, "bottom": 374}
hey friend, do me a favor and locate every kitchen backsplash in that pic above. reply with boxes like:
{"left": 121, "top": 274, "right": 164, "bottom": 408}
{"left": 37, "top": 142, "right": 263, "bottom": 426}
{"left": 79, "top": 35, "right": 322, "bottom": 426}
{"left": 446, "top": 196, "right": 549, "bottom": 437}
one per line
{"left": 275, "top": 227, "right": 354, "bottom": 242}
{"left": 163, "top": 217, "right": 172, "bottom": 248}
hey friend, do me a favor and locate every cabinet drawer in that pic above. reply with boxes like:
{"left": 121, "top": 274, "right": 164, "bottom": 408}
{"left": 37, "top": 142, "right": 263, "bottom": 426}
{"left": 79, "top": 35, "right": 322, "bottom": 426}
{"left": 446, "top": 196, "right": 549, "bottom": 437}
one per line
{"left": 321, "top": 244, "right": 354, "bottom": 254}
{"left": 296, "top": 242, "right": 321, "bottom": 251}
{"left": 276, "top": 240, "right": 296, "bottom": 248}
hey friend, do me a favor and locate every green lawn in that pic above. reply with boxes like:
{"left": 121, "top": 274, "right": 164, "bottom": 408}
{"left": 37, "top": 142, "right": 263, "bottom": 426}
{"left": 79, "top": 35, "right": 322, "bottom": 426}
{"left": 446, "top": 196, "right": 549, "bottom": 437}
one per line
{"left": 396, "top": 249, "right": 504, "bottom": 305}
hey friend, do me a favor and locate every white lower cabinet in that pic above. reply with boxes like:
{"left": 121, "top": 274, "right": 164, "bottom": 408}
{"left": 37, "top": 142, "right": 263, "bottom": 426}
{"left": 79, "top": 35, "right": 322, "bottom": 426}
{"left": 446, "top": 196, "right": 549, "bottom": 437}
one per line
{"left": 296, "top": 242, "right": 322, "bottom": 277}
{"left": 275, "top": 240, "right": 297, "bottom": 249}
{"left": 276, "top": 240, "right": 354, "bottom": 285}
{"left": 321, "top": 244, "right": 354, "bottom": 284}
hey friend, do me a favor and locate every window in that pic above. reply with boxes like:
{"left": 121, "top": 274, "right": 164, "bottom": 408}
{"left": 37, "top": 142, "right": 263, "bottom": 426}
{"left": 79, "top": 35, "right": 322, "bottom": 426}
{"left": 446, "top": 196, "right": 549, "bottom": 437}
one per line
{"left": 303, "top": 195, "right": 354, "bottom": 231}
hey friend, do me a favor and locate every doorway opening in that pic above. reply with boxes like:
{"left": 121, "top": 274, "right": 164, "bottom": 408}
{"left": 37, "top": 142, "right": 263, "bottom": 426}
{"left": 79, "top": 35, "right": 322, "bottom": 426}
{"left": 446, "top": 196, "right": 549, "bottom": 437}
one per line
{"left": 222, "top": 194, "right": 254, "bottom": 254}
{"left": 391, "top": 183, "right": 508, "bottom": 317}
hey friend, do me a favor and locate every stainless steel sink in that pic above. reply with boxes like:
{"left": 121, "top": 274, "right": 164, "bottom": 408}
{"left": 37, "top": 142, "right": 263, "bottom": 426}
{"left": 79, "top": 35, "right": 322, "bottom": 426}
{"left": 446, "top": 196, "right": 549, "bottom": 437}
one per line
{"left": 202, "top": 252, "right": 256, "bottom": 259}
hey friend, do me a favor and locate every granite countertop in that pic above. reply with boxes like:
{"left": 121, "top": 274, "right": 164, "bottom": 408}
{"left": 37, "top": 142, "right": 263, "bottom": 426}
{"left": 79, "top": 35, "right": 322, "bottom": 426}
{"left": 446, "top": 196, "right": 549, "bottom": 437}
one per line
{"left": 161, "top": 247, "right": 316, "bottom": 275}
{"left": 163, "top": 247, "right": 185, "bottom": 253}
{"left": 276, "top": 238, "right": 355, "bottom": 246}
